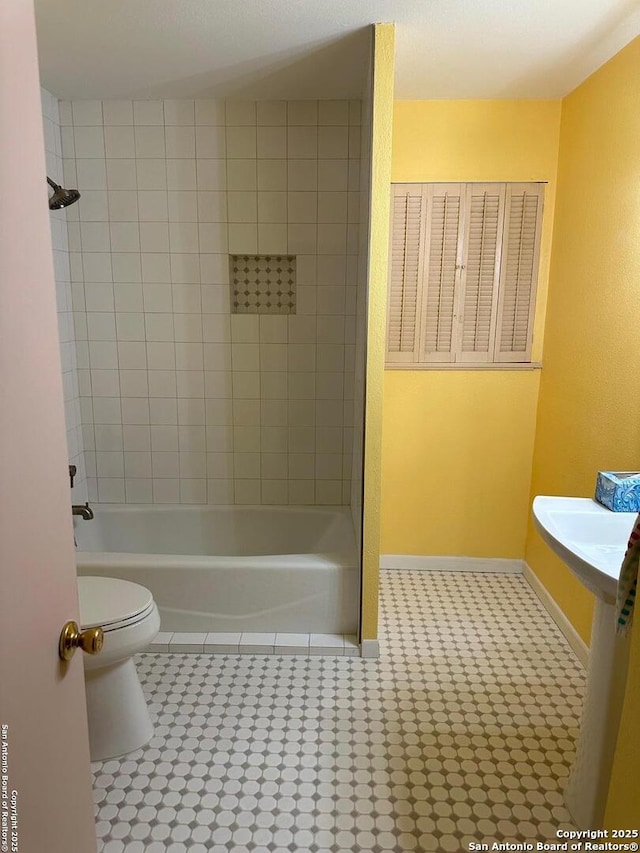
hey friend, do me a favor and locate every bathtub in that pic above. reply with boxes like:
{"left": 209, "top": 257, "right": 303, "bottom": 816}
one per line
{"left": 75, "top": 504, "right": 359, "bottom": 633}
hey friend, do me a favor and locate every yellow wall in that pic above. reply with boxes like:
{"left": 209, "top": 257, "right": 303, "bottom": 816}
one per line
{"left": 498, "top": 36, "right": 640, "bottom": 820}
{"left": 381, "top": 100, "right": 561, "bottom": 560}
{"left": 526, "top": 36, "right": 640, "bottom": 647}
{"left": 383, "top": 371, "right": 540, "bottom": 557}
{"left": 360, "top": 23, "right": 395, "bottom": 641}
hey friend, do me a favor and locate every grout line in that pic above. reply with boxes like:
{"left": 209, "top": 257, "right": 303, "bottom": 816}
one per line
{"left": 283, "top": 99, "right": 290, "bottom": 507}
{"left": 134, "top": 117, "right": 149, "bottom": 507}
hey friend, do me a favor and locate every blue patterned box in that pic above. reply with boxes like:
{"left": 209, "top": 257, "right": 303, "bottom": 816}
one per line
{"left": 595, "top": 471, "right": 640, "bottom": 511}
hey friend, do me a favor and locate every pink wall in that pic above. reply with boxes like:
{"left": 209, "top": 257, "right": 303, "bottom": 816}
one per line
{"left": 0, "top": 2, "right": 97, "bottom": 851}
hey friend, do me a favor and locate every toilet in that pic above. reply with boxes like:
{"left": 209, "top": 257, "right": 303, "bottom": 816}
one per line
{"left": 78, "top": 576, "right": 160, "bottom": 762}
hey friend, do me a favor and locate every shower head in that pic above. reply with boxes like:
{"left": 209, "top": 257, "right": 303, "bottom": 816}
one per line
{"left": 47, "top": 177, "right": 81, "bottom": 210}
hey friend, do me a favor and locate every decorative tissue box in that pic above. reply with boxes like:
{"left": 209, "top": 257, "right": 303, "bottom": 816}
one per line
{"left": 595, "top": 471, "right": 640, "bottom": 512}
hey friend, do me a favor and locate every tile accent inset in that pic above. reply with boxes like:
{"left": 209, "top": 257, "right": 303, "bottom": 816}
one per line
{"left": 230, "top": 254, "right": 296, "bottom": 314}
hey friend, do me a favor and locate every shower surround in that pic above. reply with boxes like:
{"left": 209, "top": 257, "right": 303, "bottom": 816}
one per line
{"left": 58, "top": 97, "right": 364, "bottom": 506}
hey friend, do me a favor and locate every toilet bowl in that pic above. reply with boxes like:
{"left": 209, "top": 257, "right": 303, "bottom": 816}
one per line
{"left": 78, "top": 576, "right": 160, "bottom": 762}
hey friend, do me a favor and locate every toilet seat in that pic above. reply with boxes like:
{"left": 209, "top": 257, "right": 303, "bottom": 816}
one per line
{"left": 78, "top": 576, "right": 155, "bottom": 632}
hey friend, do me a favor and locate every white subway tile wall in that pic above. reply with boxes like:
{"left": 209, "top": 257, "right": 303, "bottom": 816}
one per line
{"left": 59, "top": 99, "right": 364, "bottom": 505}
{"left": 42, "top": 88, "right": 88, "bottom": 502}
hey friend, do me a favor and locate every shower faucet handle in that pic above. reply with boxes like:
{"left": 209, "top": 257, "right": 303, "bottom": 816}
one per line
{"left": 69, "top": 464, "right": 77, "bottom": 488}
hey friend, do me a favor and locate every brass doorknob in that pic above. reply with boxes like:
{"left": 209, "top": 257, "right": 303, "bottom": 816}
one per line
{"left": 59, "top": 621, "right": 104, "bottom": 661}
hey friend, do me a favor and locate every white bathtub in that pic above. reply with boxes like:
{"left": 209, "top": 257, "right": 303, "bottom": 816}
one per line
{"left": 75, "top": 505, "right": 359, "bottom": 633}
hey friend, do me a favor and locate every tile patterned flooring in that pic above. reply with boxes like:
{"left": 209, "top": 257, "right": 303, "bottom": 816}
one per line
{"left": 92, "top": 570, "right": 584, "bottom": 852}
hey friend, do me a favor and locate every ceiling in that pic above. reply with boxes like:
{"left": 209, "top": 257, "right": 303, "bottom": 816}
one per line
{"left": 35, "top": 0, "right": 640, "bottom": 101}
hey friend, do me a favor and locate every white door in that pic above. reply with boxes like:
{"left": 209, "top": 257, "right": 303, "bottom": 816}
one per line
{"left": 0, "top": 2, "right": 98, "bottom": 852}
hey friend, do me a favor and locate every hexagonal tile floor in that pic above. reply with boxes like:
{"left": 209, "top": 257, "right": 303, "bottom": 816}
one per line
{"left": 92, "top": 570, "right": 584, "bottom": 852}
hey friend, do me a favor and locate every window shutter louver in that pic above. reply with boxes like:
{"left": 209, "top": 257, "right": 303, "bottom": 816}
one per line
{"left": 385, "top": 181, "right": 544, "bottom": 369}
{"left": 421, "top": 184, "right": 463, "bottom": 363}
{"left": 458, "top": 185, "right": 505, "bottom": 362}
{"left": 495, "top": 183, "right": 543, "bottom": 363}
{"left": 386, "top": 185, "right": 425, "bottom": 363}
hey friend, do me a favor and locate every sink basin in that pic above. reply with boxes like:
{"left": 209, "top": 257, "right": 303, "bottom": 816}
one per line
{"left": 532, "top": 495, "right": 634, "bottom": 830}
{"left": 532, "top": 496, "right": 635, "bottom": 602}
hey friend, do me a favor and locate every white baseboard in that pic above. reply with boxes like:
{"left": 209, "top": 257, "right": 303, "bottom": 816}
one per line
{"left": 380, "top": 554, "right": 524, "bottom": 574}
{"left": 360, "top": 639, "right": 380, "bottom": 658}
{"left": 522, "top": 563, "right": 589, "bottom": 669}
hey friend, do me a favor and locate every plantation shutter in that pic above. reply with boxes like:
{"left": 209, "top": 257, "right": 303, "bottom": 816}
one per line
{"left": 386, "top": 184, "right": 425, "bottom": 363}
{"left": 421, "top": 184, "right": 463, "bottom": 363}
{"left": 495, "top": 183, "right": 543, "bottom": 362}
{"left": 457, "top": 184, "right": 505, "bottom": 363}
{"left": 385, "top": 181, "right": 544, "bottom": 367}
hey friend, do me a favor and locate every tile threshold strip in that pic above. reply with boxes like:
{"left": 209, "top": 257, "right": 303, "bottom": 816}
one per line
{"left": 148, "top": 632, "right": 360, "bottom": 656}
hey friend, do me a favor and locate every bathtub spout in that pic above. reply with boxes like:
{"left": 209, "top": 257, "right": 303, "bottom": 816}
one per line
{"left": 72, "top": 502, "right": 94, "bottom": 520}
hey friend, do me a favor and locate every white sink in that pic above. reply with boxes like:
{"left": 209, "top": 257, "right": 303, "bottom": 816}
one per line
{"left": 532, "top": 495, "right": 633, "bottom": 830}
{"left": 532, "top": 496, "right": 635, "bottom": 602}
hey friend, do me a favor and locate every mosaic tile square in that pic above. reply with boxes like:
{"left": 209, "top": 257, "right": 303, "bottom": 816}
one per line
{"left": 230, "top": 254, "right": 296, "bottom": 315}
